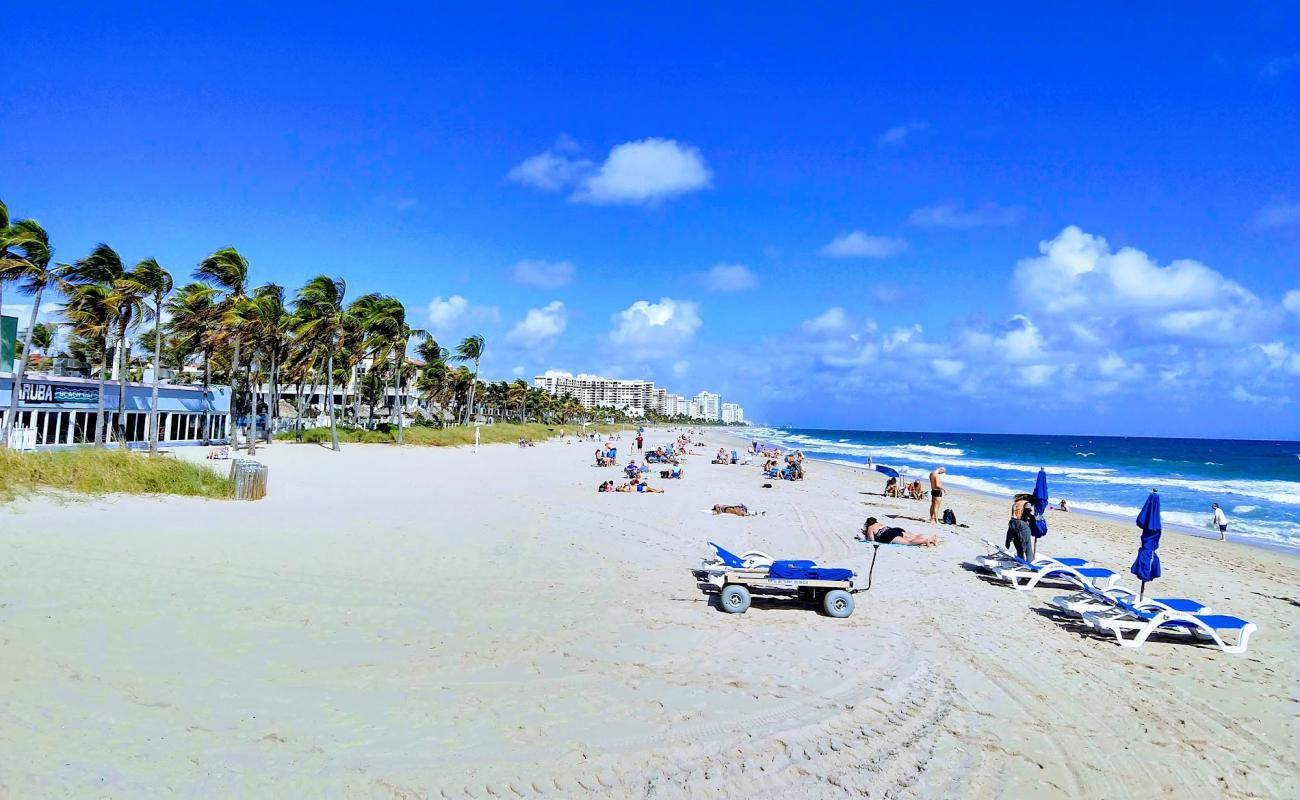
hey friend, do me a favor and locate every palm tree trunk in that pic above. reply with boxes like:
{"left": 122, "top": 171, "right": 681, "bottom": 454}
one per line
{"left": 247, "top": 355, "right": 257, "bottom": 457}
{"left": 94, "top": 343, "right": 109, "bottom": 447}
{"left": 202, "top": 349, "right": 212, "bottom": 444}
{"left": 463, "top": 360, "right": 480, "bottom": 425}
{"left": 2, "top": 283, "right": 45, "bottom": 448}
{"left": 116, "top": 324, "right": 130, "bottom": 450}
{"left": 294, "top": 371, "right": 306, "bottom": 443}
{"left": 228, "top": 336, "right": 240, "bottom": 448}
{"left": 394, "top": 341, "right": 406, "bottom": 445}
{"left": 149, "top": 293, "right": 162, "bottom": 455}
{"left": 326, "top": 351, "right": 340, "bottom": 452}
{"left": 267, "top": 349, "right": 278, "bottom": 447}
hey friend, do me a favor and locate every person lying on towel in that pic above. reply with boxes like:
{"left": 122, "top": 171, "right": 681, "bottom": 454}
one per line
{"left": 858, "top": 517, "right": 940, "bottom": 546}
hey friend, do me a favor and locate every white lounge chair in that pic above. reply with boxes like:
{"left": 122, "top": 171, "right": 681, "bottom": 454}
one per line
{"left": 972, "top": 539, "right": 1093, "bottom": 572}
{"left": 1081, "top": 597, "right": 1256, "bottom": 655}
{"left": 1048, "top": 584, "right": 1212, "bottom": 618}
{"left": 991, "top": 558, "right": 1122, "bottom": 592}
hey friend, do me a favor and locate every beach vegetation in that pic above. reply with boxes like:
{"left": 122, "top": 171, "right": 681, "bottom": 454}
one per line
{"left": 0, "top": 448, "right": 234, "bottom": 501}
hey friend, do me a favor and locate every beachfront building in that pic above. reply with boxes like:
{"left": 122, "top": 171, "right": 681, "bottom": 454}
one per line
{"left": 533, "top": 371, "right": 660, "bottom": 415}
{"left": 693, "top": 391, "right": 721, "bottom": 422}
{"left": 533, "top": 369, "right": 738, "bottom": 422}
{"left": 721, "top": 403, "right": 746, "bottom": 424}
{"left": 0, "top": 372, "right": 232, "bottom": 449}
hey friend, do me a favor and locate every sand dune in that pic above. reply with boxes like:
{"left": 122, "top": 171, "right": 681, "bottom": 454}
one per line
{"left": 0, "top": 430, "right": 1295, "bottom": 798}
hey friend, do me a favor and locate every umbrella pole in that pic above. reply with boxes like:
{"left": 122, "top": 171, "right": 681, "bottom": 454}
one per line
{"left": 1139, "top": 580, "right": 1146, "bottom": 601}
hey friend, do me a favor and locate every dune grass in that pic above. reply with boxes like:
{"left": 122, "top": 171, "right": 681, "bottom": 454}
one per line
{"left": 0, "top": 448, "right": 234, "bottom": 502}
{"left": 275, "top": 421, "right": 621, "bottom": 447}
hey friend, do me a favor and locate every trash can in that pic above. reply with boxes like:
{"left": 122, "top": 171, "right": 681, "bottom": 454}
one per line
{"left": 230, "top": 459, "right": 268, "bottom": 501}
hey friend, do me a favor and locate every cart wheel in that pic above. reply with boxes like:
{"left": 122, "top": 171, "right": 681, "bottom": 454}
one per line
{"left": 720, "top": 584, "right": 751, "bottom": 614}
{"left": 822, "top": 589, "right": 854, "bottom": 618}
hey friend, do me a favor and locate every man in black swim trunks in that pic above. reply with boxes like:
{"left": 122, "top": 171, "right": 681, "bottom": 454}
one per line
{"left": 860, "top": 517, "right": 940, "bottom": 546}
{"left": 929, "top": 467, "right": 946, "bottom": 524}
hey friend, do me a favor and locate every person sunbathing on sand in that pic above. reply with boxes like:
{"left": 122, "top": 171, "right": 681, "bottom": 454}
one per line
{"left": 859, "top": 517, "right": 940, "bottom": 546}
{"left": 713, "top": 504, "right": 763, "bottom": 516}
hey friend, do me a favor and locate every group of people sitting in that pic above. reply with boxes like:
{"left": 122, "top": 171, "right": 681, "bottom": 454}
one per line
{"left": 597, "top": 475, "right": 664, "bottom": 493}
{"left": 593, "top": 441, "right": 619, "bottom": 466}
{"left": 712, "top": 447, "right": 743, "bottom": 464}
{"left": 517, "top": 437, "right": 537, "bottom": 448}
{"left": 762, "top": 450, "right": 805, "bottom": 481}
{"left": 645, "top": 445, "right": 682, "bottom": 465}
{"left": 883, "top": 476, "right": 927, "bottom": 500}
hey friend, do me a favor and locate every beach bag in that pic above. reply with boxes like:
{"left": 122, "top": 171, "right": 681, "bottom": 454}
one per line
{"left": 942, "top": 509, "right": 957, "bottom": 525}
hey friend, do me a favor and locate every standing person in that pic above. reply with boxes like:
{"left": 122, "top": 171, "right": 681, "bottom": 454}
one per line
{"left": 1006, "top": 495, "right": 1034, "bottom": 559}
{"left": 867, "top": 456, "right": 873, "bottom": 470}
{"left": 1212, "top": 502, "right": 1228, "bottom": 541}
{"left": 928, "top": 466, "right": 946, "bottom": 523}
{"left": 636, "top": 432, "right": 644, "bottom": 451}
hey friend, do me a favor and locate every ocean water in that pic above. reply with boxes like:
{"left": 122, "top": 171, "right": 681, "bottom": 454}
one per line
{"left": 743, "top": 426, "right": 1300, "bottom": 552}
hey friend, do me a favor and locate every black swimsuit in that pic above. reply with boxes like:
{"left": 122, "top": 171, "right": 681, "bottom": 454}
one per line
{"left": 874, "top": 527, "right": 905, "bottom": 544}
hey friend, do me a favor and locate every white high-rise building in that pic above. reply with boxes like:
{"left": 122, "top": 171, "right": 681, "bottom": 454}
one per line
{"left": 533, "top": 371, "right": 660, "bottom": 414}
{"left": 721, "top": 403, "right": 745, "bottom": 424}
{"left": 693, "top": 391, "right": 721, "bottom": 422}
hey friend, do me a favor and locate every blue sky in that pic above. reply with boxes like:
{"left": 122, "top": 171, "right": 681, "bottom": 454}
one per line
{"left": 2, "top": 4, "right": 1298, "bottom": 439}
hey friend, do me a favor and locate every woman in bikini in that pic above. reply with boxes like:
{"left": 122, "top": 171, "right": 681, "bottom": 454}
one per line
{"left": 859, "top": 517, "right": 940, "bottom": 546}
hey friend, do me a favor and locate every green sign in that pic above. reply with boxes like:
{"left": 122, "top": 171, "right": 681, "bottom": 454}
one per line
{"left": 0, "top": 315, "right": 15, "bottom": 374}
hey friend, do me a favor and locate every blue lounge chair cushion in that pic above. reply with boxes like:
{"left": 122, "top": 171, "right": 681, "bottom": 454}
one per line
{"left": 1189, "top": 614, "right": 1250, "bottom": 630}
{"left": 1154, "top": 598, "right": 1209, "bottom": 613}
{"left": 769, "top": 561, "right": 853, "bottom": 581}
{"left": 709, "top": 542, "right": 746, "bottom": 568}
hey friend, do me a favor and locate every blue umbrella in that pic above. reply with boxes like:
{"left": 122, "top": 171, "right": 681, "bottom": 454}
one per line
{"left": 874, "top": 464, "right": 900, "bottom": 479}
{"left": 1028, "top": 468, "right": 1049, "bottom": 558}
{"left": 1131, "top": 490, "right": 1162, "bottom": 599}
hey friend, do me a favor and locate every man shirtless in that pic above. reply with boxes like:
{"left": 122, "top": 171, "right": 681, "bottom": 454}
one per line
{"left": 929, "top": 467, "right": 946, "bottom": 523}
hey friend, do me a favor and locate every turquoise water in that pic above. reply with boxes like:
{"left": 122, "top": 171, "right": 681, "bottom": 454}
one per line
{"left": 744, "top": 427, "right": 1300, "bottom": 551}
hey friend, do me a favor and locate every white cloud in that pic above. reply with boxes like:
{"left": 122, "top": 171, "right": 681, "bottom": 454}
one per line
{"left": 931, "top": 358, "right": 965, "bottom": 379}
{"left": 1283, "top": 290, "right": 1300, "bottom": 314}
{"left": 427, "top": 295, "right": 499, "bottom": 333}
{"left": 821, "top": 231, "right": 907, "bottom": 259}
{"left": 907, "top": 202, "right": 1025, "bottom": 229}
{"left": 1013, "top": 226, "right": 1267, "bottom": 344}
{"left": 508, "top": 136, "right": 711, "bottom": 206}
{"left": 801, "top": 307, "right": 851, "bottom": 335}
{"left": 511, "top": 365, "right": 526, "bottom": 377}
{"left": 511, "top": 259, "right": 575, "bottom": 289}
{"left": 1251, "top": 201, "right": 1300, "bottom": 229}
{"left": 1260, "top": 53, "right": 1300, "bottom": 79}
{"left": 1230, "top": 385, "right": 1266, "bottom": 404}
{"left": 610, "top": 298, "right": 701, "bottom": 355}
{"left": 703, "top": 263, "right": 756, "bottom": 292}
{"left": 506, "top": 151, "right": 593, "bottom": 192}
{"left": 672, "top": 360, "right": 690, "bottom": 377}
{"left": 505, "top": 301, "right": 567, "bottom": 347}
{"left": 572, "top": 138, "right": 711, "bottom": 205}
{"left": 876, "top": 121, "right": 929, "bottom": 148}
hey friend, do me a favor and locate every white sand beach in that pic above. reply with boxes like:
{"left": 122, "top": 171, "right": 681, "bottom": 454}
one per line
{"left": 1, "top": 430, "right": 1297, "bottom": 798}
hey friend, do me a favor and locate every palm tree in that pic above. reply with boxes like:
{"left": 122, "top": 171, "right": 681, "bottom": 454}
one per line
{"left": 165, "top": 283, "right": 219, "bottom": 442}
{"left": 195, "top": 248, "right": 250, "bottom": 450}
{"left": 293, "top": 276, "right": 348, "bottom": 452}
{"left": 62, "top": 283, "right": 114, "bottom": 446}
{"left": 0, "top": 199, "right": 12, "bottom": 320}
{"left": 454, "top": 334, "right": 485, "bottom": 424}
{"left": 65, "top": 245, "right": 146, "bottom": 450}
{"left": 351, "top": 295, "right": 428, "bottom": 443}
{"left": 30, "top": 322, "right": 57, "bottom": 357}
{"left": 0, "top": 217, "right": 57, "bottom": 449}
{"left": 245, "top": 284, "right": 289, "bottom": 450}
{"left": 122, "top": 259, "right": 172, "bottom": 454}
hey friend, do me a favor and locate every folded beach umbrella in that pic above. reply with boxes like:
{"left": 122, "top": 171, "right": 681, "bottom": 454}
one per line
{"left": 874, "top": 464, "right": 900, "bottom": 479}
{"left": 1030, "top": 468, "right": 1049, "bottom": 538}
{"left": 1131, "top": 490, "right": 1163, "bottom": 599}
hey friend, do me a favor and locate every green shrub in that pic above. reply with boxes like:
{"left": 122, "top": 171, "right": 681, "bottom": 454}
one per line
{"left": 0, "top": 449, "right": 235, "bottom": 501}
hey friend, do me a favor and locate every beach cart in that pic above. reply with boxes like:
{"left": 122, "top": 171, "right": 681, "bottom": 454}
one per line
{"left": 693, "top": 561, "right": 861, "bottom": 618}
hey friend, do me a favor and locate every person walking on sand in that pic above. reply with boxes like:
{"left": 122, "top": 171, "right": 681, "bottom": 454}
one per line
{"left": 1212, "top": 502, "right": 1229, "bottom": 541}
{"left": 928, "top": 467, "right": 946, "bottom": 523}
